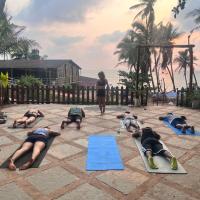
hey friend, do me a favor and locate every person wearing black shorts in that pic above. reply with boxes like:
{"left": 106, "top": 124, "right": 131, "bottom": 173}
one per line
{"left": 96, "top": 71, "right": 109, "bottom": 114}
{"left": 61, "top": 107, "right": 85, "bottom": 129}
{"left": 132, "top": 127, "right": 178, "bottom": 170}
{"left": 8, "top": 127, "right": 60, "bottom": 170}
{"left": 13, "top": 109, "right": 44, "bottom": 128}
{"left": 159, "top": 113, "right": 195, "bottom": 133}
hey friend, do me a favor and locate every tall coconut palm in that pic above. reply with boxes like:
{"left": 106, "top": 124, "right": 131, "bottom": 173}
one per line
{"left": 130, "top": 0, "right": 156, "bottom": 31}
{"left": 156, "top": 22, "right": 182, "bottom": 91}
{"left": 0, "top": 11, "right": 38, "bottom": 60}
{"left": 115, "top": 21, "right": 156, "bottom": 92}
{"left": 174, "top": 50, "right": 198, "bottom": 88}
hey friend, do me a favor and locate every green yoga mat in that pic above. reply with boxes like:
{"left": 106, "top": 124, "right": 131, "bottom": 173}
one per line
{"left": 8, "top": 117, "right": 43, "bottom": 128}
{"left": 0, "top": 136, "right": 55, "bottom": 169}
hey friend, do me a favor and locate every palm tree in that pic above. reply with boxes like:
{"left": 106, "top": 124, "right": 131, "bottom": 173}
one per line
{"left": 130, "top": 0, "right": 156, "bottom": 30}
{"left": 155, "top": 22, "right": 182, "bottom": 91}
{"left": 0, "top": 11, "right": 38, "bottom": 60}
{"left": 115, "top": 21, "right": 156, "bottom": 91}
{"left": 174, "top": 50, "right": 198, "bottom": 88}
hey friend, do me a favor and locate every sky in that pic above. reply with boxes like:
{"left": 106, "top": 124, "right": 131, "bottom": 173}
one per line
{"left": 4, "top": 0, "right": 200, "bottom": 87}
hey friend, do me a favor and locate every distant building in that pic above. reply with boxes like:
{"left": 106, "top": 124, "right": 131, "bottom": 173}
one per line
{"left": 79, "top": 76, "right": 98, "bottom": 87}
{"left": 0, "top": 59, "right": 81, "bottom": 86}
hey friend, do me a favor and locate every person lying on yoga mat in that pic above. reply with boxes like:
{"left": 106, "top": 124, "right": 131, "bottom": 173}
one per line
{"left": 117, "top": 111, "right": 140, "bottom": 132}
{"left": 61, "top": 107, "right": 85, "bottom": 129}
{"left": 159, "top": 113, "right": 195, "bottom": 134}
{"left": 132, "top": 127, "right": 178, "bottom": 170}
{"left": 13, "top": 109, "right": 44, "bottom": 128}
{"left": 8, "top": 127, "right": 60, "bottom": 170}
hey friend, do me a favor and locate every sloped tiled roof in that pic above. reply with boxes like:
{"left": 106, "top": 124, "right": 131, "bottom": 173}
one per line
{"left": 0, "top": 59, "right": 81, "bottom": 69}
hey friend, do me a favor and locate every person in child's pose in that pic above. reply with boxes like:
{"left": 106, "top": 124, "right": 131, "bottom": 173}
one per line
{"left": 8, "top": 127, "right": 60, "bottom": 170}
{"left": 13, "top": 109, "right": 44, "bottom": 128}
{"left": 96, "top": 71, "right": 109, "bottom": 114}
{"left": 60, "top": 107, "right": 85, "bottom": 129}
{"left": 159, "top": 113, "right": 195, "bottom": 134}
{"left": 117, "top": 111, "right": 140, "bottom": 132}
{"left": 132, "top": 127, "right": 178, "bottom": 170}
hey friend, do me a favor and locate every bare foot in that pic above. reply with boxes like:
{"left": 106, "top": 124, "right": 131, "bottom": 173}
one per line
{"left": 77, "top": 123, "right": 81, "bottom": 129}
{"left": 19, "top": 159, "right": 34, "bottom": 170}
{"left": 60, "top": 123, "right": 64, "bottom": 129}
{"left": 13, "top": 121, "right": 17, "bottom": 128}
{"left": 24, "top": 121, "right": 27, "bottom": 128}
{"left": 8, "top": 159, "right": 16, "bottom": 170}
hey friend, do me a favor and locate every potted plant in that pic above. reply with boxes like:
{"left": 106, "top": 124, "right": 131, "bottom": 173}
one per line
{"left": 191, "top": 90, "right": 200, "bottom": 109}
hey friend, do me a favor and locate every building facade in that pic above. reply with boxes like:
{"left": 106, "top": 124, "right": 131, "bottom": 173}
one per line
{"left": 0, "top": 59, "right": 81, "bottom": 86}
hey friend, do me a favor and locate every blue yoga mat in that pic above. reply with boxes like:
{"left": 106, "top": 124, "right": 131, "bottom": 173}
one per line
{"left": 86, "top": 135, "right": 124, "bottom": 171}
{"left": 163, "top": 120, "right": 200, "bottom": 136}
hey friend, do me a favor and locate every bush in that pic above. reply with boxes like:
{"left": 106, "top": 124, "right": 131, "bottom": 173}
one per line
{"left": 17, "top": 75, "right": 43, "bottom": 87}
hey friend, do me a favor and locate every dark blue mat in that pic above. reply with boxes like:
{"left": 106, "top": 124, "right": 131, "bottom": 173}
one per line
{"left": 86, "top": 135, "right": 124, "bottom": 171}
{"left": 163, "top": 120, "right": 200, "bottom": 136}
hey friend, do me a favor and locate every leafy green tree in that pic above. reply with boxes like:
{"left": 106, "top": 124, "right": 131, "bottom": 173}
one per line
{"left": 0, "top": 10, "right": 38, "bottom": 60}
{"left": 17, "top": 75, "right": 43, "bottom": 87}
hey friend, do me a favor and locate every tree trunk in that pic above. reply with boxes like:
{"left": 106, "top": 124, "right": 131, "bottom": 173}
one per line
{"left": 149, "top": 63, "right": 156, "bottom": 93}
{"left": 193, "top": 71, "right": 198, "bottom": 87}
{"left": 184, "top": 70, "right": 188, "bottom": 88}
{"left": 170, "top": 59, "right": 176, "bottom": 91}
{"left": 153, "top": 51, "right": 160, "bottom": 92}
{"left": 166, "top": 66, "right": 176, "bottom": 91}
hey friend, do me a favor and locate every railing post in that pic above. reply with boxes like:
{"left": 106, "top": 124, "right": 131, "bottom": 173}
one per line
{"left": 67, "top": 86, "right": 70, "bottom": 104}
{"left": 111, "top": 86, "right": 114, "bottom": 105}
{"left": 46, "top": 85, "right": 50, "bottom": 104}
{"left": 176, "top": 88, "right": 179, "bottom": 106}
{"left": 52, "top": 85, "right": 55, "bottom": 103}
{"left": 21, "top": 86, "right": 25, "bottom": 104}
{"left": 92, "top": 86, "right": 94, "bottom": 104}
{"left": 87, "top": 86, "right": 89, "bottom": 104}
{"left": 57, "top": 86, "right": 60, "bottom": 104}
{"left": 72, "top": 85, "right": 75, "bottom": 104}
{"left": 41, "top": 85, "right": 44, "bottom": 104}
{"left": 180, "top": 88, "right": 184, "bottom": 106}
{"left": 62, "top": 85, "right": 65, "bottom": 104}
{"left": 81, "top": 87, "right": 85, "bottom": 104}
{"left": 36, "top": 85, "right": 40, "bottom": 104}
{"left": 77, "top": 86, "right": 80, "bottom": 104}
{"left": 31, "top": 85, "right": 34, "bottom": 104}
{"left": 11, "top": 85, "right": 14, "bottom": 104}
{"left": 125, "top": 87, "right": 129, "bottom": 105}
{"left": 16, "top": 85, "right": 19, "bottom": 104}
{"left": 120, "top": 86, "right": 123, "bottom": 105}
{"left": 26, "top": 86, "right": 30, "bottom": 104}
{"left": 116, "top": 86, "right": 119, "bottom": 105}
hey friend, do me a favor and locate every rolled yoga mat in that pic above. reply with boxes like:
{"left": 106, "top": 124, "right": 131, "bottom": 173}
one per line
{"left": 86, "top": 135, "right": 124, "bottom": 171}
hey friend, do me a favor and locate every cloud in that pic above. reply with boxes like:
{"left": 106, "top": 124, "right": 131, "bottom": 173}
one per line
{"left": 52, "top": 36, "right": 84, "bottom": 47}
{"left": 17, "top": 0, "right": 104, "bottom": 25}
{"left": 97, "top": 31, "right": 125, "bottom": 44}
{"left": 173, "top": 0, "right": 199, "bottom": 32}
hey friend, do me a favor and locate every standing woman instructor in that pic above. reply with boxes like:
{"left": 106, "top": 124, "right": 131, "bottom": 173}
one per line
{"left": 96, "top": 71, "right": 109, "bottom": 114}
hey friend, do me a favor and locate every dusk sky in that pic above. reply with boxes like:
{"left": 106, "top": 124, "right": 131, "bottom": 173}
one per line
{"left": 5, "top": 0, "right": 200, "bottom": 86}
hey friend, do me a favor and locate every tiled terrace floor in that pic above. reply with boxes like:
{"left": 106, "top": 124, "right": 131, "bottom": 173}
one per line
{"left": 0, "top": 104, "right": 199, "bottom": 200}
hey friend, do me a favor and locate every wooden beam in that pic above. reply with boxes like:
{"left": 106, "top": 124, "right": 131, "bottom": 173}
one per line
{"left": 137, "top": 44, "right": 195, "bottom": 48}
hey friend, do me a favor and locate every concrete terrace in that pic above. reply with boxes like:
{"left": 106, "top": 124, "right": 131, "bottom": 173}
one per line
{"left": 0, "top": 104, "right": 200, "bottom": 200}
